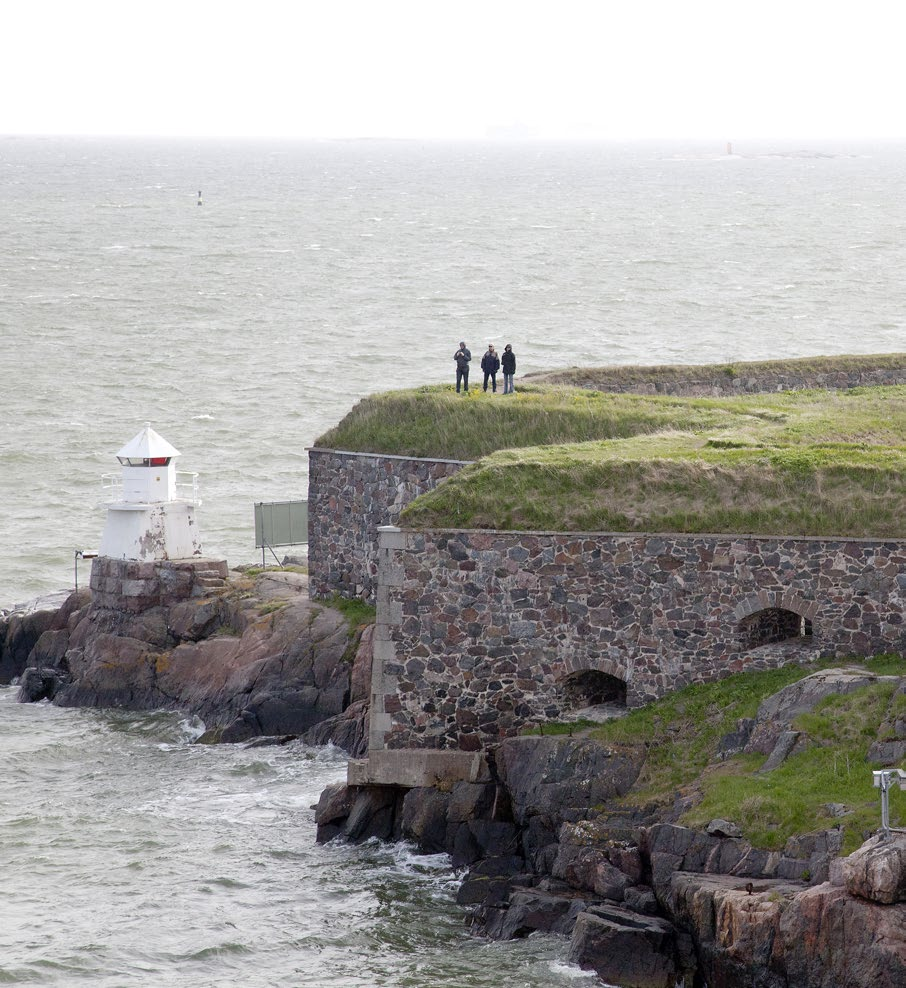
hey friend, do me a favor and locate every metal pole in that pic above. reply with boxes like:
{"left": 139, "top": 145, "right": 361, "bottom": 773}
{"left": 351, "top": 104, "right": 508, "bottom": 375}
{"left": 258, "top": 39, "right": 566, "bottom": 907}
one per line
{"left": 881, "top": 772, "right": 892, "bottom": 841}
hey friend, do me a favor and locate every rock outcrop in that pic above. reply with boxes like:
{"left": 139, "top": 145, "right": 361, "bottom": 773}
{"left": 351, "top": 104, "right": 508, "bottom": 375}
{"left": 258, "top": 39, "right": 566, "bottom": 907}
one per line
{"left": 668, "top": 865, "right": 906, "bottom": 988}
{"left": 0, "top": 590, "right": 85, "bottom": 684}
{"left": 15, "top": 560, "right": 372, "bottom": 748}
{"left": 842, "top": 832, "right": 906, "bottom": 904}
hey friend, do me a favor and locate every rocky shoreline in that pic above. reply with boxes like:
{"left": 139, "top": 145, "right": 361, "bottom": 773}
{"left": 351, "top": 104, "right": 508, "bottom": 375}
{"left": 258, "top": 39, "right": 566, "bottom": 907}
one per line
{"left": 0, "top": 560, "right": 372, "bottom": 750}
{"left": 4, "top": 568, "right": 906, "bottom": 987}
{"left": 316, "top": 730, "right": 906, "bottom": 988}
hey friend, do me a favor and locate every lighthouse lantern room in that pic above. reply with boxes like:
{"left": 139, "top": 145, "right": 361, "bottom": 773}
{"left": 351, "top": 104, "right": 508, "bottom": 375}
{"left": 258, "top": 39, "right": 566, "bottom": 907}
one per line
{"left": 99, "top": 423, "right": 202, "bottom": 561}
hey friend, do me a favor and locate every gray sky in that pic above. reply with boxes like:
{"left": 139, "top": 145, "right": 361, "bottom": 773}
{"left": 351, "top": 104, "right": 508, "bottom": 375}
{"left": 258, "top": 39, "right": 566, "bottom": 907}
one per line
{"left": 4, "top": 0, "right": 904, "bottom": 140}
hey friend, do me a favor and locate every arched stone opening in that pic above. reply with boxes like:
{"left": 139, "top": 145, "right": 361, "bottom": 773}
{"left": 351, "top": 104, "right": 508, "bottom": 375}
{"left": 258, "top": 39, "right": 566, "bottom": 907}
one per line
{"left": 561, "top": 669, "right": 627, "bottom": 710}
{"left": 739, "top": 607, "right": 813, "bottom": 649}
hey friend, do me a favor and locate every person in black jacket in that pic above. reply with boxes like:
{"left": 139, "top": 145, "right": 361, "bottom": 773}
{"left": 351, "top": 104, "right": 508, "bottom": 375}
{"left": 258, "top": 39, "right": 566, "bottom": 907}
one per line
{"left": 481, "top": 344, "right": 500, "bottom": 392}
{"left": 454, "top": 341, "right": 471, "bottom": 392}
{"left": 501, "top": 343, "right": 516, "bottom": 394}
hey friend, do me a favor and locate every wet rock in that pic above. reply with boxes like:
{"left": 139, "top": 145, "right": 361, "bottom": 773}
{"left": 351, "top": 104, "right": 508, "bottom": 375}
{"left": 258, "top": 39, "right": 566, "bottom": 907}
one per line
{"left": 456, "top": 871, "right": 523, "bottom": 909}
{"left": 335, "top": 785, "right": 402, "bottom": 843}
{"left": 47, "top": 569, "right": 367, "bottom": 743}
{"left": 17, "top": 666, "right": 67, "bottom": 703}
{"left": 482, "top": 883, "right": 594, "bottom": 940}
{"left": 400, "top": 786, "right": 451, "bottom": 853}
{"left": 1, "top": 589, "right": 88, "bottom": 683}
{"left": 29, "top": 628, "right": 71, "bottom": 668}
{"left": 303, "top": 699, "right": 370, "bottom": 756}
{"left": 495, "top": 736, "right": 644, "bottom": 823}
{"left": 567, "top": 903, "right": 685, "bottom": 988}
{"left": 493, "top": 735, "right": 643, "bottom": 871}
{"left": 314, "top": 783, "right": 359, "bottom": 842}
{"left": 302, "top": 626, "right": 375, "bottom": 754}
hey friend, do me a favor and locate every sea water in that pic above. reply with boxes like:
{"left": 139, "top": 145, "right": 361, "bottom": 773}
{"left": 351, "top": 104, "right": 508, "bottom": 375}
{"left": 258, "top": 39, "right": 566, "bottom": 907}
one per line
{"left": 0, "top": 688, "right": 599, "bottom": 987}
{"left": 2, "top": 136, "right": 905, "bottom": 984}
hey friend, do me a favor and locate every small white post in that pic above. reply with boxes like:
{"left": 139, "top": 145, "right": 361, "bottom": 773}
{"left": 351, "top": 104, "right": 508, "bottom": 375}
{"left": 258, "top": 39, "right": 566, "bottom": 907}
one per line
{"left": 872, "top": 769, "right": 906, "bottom": 840}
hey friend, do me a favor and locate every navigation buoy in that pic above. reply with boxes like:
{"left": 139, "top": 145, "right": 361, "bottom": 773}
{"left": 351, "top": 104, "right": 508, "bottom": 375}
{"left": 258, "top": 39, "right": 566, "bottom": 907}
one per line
{"left": 197, "top": 190, "right": 203, "bottom": 206}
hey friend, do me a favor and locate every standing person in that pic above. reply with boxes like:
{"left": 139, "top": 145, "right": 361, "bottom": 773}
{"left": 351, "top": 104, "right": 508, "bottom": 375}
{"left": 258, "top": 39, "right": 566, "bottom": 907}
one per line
{"left": 501, "top": 343, "right": 516, "bottom": 394}
{"left": 481, "top": 344, "right": 500, "bottom": 393}
{"left": 454, "top": 341, "right": 471, "bottom": 392}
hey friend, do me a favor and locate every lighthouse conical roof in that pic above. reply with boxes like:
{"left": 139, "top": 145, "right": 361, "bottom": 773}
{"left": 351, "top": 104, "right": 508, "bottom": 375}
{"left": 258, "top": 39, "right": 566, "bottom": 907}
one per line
{"left": 116, "top": 423, "right": 181, "bottom": 460}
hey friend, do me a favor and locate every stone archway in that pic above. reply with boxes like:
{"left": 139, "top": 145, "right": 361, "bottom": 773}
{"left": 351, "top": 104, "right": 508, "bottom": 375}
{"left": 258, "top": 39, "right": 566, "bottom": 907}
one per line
{"left": 560, "top": 668, "right": 627, "bottom": 710}
{"left": 739, "top": 607, "right": 813, "bottom": 649}
{"left": 733, "top": 590, "right": 816, "bottom": 650}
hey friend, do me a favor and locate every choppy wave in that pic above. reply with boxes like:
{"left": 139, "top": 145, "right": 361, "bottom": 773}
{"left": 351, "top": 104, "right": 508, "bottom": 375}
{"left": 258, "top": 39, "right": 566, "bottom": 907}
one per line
{"left": 0, "top": 688, "right": 600, "bottom": 986}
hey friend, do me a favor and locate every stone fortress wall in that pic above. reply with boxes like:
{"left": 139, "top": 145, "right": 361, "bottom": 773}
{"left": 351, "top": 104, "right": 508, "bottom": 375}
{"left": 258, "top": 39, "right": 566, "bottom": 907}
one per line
{"left": 367, "top": 527, "right": 906, "bottom": 752}
{"left": 308, "top": 359, "right": 906, "bottom": 768}
{"left": 307, "top": 447, "right": 468, "bottom": 601}
{"left": 531, "top": 360, "right": 906, "bottom": 396}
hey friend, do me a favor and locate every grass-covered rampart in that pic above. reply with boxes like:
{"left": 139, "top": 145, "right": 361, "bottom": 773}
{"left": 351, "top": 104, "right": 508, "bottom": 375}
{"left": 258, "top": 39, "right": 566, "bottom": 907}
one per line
{"left": 527, "top": 351, "right": 906, "bottom": 391}
{"left": 315, "top": 354, "right": 906, "bottom": 537}
{"left": 315, "top": 384, "right": 744, "bottom": 461}
{"left": 401, "top": 437, "right": 906, "bottom": 536}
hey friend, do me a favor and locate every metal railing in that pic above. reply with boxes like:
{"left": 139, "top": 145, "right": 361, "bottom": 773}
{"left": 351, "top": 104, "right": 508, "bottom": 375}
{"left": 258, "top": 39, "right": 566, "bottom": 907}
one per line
{"left": 101, "top": 471, "right": 200, "bottom": 504}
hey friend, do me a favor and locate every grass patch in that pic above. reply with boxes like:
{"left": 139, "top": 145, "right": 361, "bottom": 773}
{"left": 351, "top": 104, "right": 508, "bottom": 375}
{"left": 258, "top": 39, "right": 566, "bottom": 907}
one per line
{"left": 589, "top": 666, "right": 812, "bottom": 806}
{"left": 862, "top": 653, "right": 906, "bottom": 676}
{"left": 316, "top": 385, "right": 744, "bottom": 461}
{"left": 326, "top": 593, "right": 377, "bottom": 630}
{"left": 400, "top": 439, "right": 906, "bottom": 536}
{"left": 592, "top": 662, "right": 904, "bottom": 853}
{"left": 683, "top": 682, "right": 902, "bottom": 852}
{"left": 258, "top": 600, "right": 289, "bottom": 616}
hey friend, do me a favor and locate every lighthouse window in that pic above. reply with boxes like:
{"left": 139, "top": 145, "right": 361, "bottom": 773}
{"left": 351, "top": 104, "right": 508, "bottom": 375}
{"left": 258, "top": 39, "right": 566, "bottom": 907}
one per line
{"left": 117, "top": 456, "right": 172, "bottom": 467}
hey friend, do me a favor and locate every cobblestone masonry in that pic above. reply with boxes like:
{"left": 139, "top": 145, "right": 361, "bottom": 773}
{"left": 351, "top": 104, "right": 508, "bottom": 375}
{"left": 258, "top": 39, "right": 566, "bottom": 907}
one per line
{"left": 369, "top": 528, "right": 906, "bottom": 752}
{"left": 90, "top": 556, "right": 229, "bottom": 612}
{"left": 307, "top": 447, "right": 469, "bottom": 602}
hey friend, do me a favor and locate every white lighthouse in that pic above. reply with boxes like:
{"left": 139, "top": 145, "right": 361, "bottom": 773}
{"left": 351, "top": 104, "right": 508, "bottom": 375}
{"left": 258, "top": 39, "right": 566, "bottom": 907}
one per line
{"left": 98, "top": 423, "right": 202, "bottom": 561}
